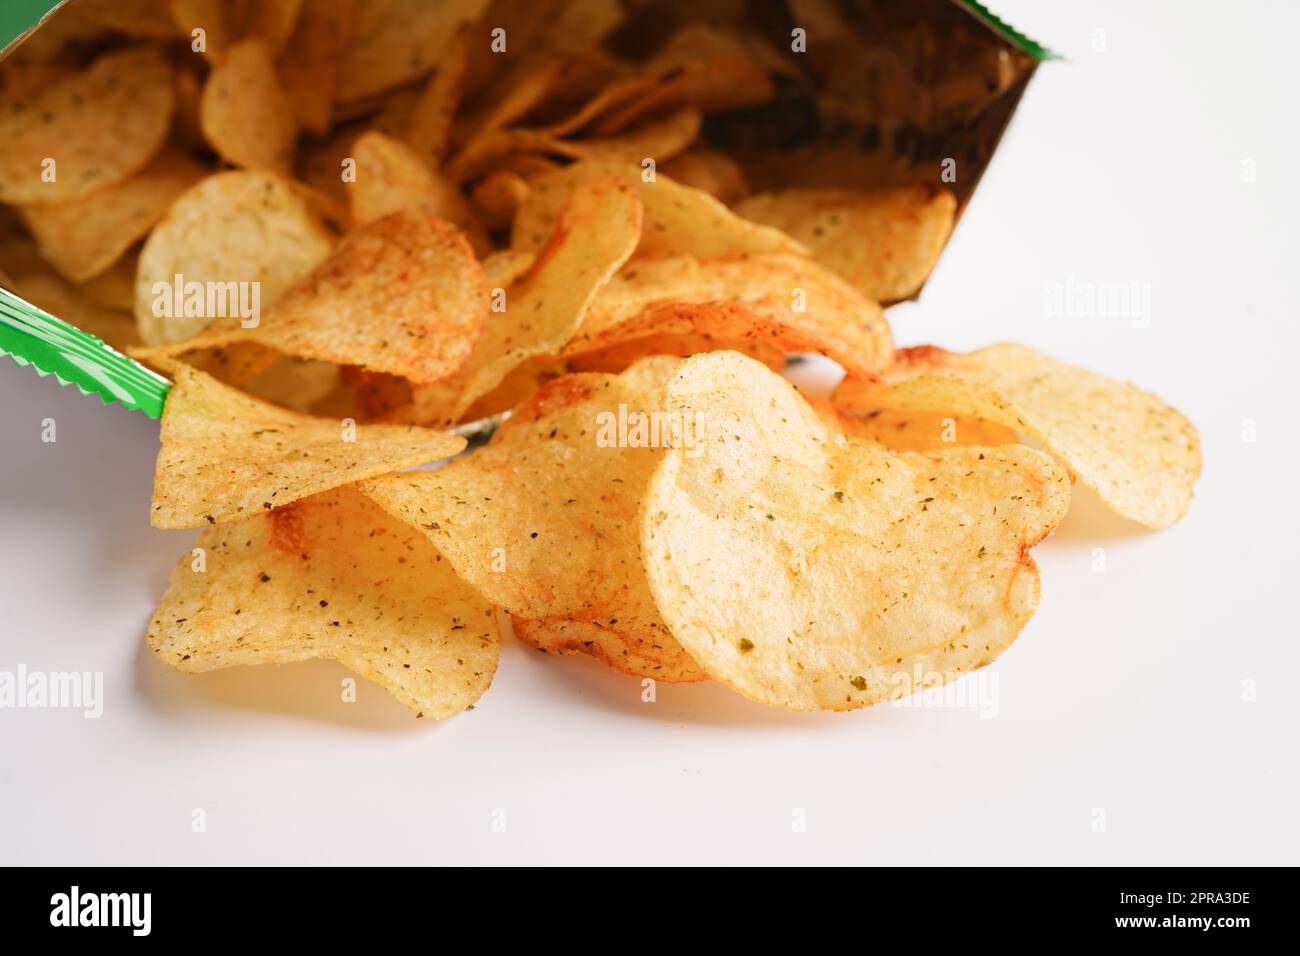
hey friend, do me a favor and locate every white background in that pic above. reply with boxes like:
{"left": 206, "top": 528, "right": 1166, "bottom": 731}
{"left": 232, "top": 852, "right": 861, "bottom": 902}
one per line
{"left": 2, "top": 1, "right": 1297, "bottom": 865}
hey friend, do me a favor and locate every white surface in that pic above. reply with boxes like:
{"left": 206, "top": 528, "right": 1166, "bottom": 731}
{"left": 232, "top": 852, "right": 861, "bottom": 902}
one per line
{"left": 2, "top": 1, "right": 1297, "bottom": 865}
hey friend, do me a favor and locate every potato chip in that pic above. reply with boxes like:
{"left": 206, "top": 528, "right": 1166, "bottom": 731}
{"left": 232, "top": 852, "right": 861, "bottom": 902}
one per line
{"left": 828, "top": 406, "right": 1018, "bottom": 452}
{"left": 148, "top": 358, "right": 465, "bottom": 528}
{"left": 513, "top": 616, "right": 705, "bottom": 684}
{"left": 734, "top": 187, "right": 958, "bottom": 302}
{"left": 167, "top": 0, "right": 247, "bottom": 60}
{"left": 453, "top": 51, "right": 617, "bottom": 160}
{"left": 14, "top": 274, "right": 140, "bottom": 352}
{"left": 401, "top": 177, "right": 641, "bottom": 426}
{"left": 134, "top": 170, "right": 335, "bottom": 345}
{"left": 834, "top": 344, "right": 1202, "bottom": 529}
{"left": 199, "top": 38, "right": 298, "bottom": 174}
{"left": 170, "top": 63, "right": 208, "bottom": 152}
{"left": 404, "top": 29, "right": 469, "bottom": 169}
{"left": 566, "top": 330, "right": 785, "bottom": 374}
{"left": 449, "top": 106, "right": 702, "bottom": 184}
{"left": 640, "top": 351, "right": 1071, "bottom": 711}
{"left": 242, "top": 0, "right": 302, "bottom": 53}
{"left": 471, "top": 170, "right": 531, "bottom": 230}
{"left": 0, "top": 47, "right": 174, "bottom": 203}
{"left": 338, "top": 0, "right": 489, "bottom": 103}
{"left": 78, "top": 252, "right": 139, "bottom": 312}
{"left": 362, "top": 357, "right": 705, "bottom": 682}
{"left": 660, "top": 148, "right": 750, "bottom": 205}
{"left": 18, "top": 146, "right": 208, "bottom": 283}
{"left": 588, "top": 24, "right": 774, "bottom": 134}
{"left": 148, "top": 210, "right": 489, "bottom": 383}
{"left": 147, "top": 486, "right": 498, "bottom": 718}
{"left": 564, "top": 253, "right": 894, "bottom": 377}
{"left": 278, "top": 0, "right": 360, "bottom": 134}
{"left": 242, "top": 357, "right": 341, "bottom": 413}
{"left": 511, "top": 160, "right": 803, "bottom": 258}
{"left": 348, "top": 132, "right": 486, "bottom": 250}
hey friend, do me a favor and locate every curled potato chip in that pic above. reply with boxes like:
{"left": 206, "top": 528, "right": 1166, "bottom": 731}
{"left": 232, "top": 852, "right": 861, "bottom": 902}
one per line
{"left": 450, "top": 106, "right": 702, "bottom": 184}
{"left": 0, "top": 47, "right": 174, "bottom": 203}
{"left": 511, "top": 160, "right": 803, "bottom": 258}
{"left": 147, "top": 486, "right": 498, "bottom": 718}
{"left": 278, "top": 0, "right": 359, "bottom": 134}
{"left": 18, "top": 146, "right": 207, "bottom": 283}
{"left": 401, "top": 176, "right": 641, "bottom": 426}
{"left": 134, "top": 170, "right": 335, "bottom": 345}
{"left": 640, "top": 351, "right": 1071, "bottom": 711}
{"left": 834, "top": 344, "right": 1202, "bottom": 529}
{"left": 348, "top": 131, "right": 485, "bottom": 249}
{"left": 734, "top": 187, "right": 958, "bottom": 302}
{"left": 588, "top": 24, "right": 774, "bottom": 134}
{"left": 564, "top": 253, "right": 894, "bottom": 376}
{"left": 404, "top": 29, "right": 469, "bottom": 169}
{"left": 471, "top": 170, "right": 531, "bottom": 230}
{"left": 149, "top": 358, "right": 465, "bottom": 528}
{"left": 339, "top": 0, "right": 489, "bottom": 103}
{"left": 362, "top": 357, "right": 705, "bottom": 682}
{"left": 152, "top": 210, "right": 489, "bottom": 383}
{"left": 200, "top": 38, "right": 298, "bottom": 174}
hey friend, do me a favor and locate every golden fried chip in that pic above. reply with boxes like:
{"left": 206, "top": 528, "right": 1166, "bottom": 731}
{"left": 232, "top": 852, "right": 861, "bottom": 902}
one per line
{"left": 148, "top": 211, "right": 488, "bottom": 383}
{"left": 338, "top": 0, "right": 489, "bottom": 103}
{"left": 734, "top": 187, "right": 958, "bottom": 302}
{"left": 18, "top": 146, "right": 207, "bottom": 283}
{"left": 834, "top": 344, "right": 1202, "bottom": 528}
{"left": 401, "top": 177, "right": 641, "bottom": 426}
{"left": 78, "top": 252, "right": 139, "bottom": 312}
{"left": 565, "top": 330, "right": 785, "bottom": 374}
{"left": 828, "top": 406, "right": 1018, "bottom": 452}
{"left": 450, "top": 106, "right": 702, "bottom": 184}
{"left": 167, "top": 0, "right": 246, "bottom": 60}
{"left": 14, "top": 274, "right": 140, "bottom": 352}
{"left": 404, "top": 29, "right": 469, "bottom": 169}
{"left": 147, "top": 486, "right": 498, "bottom": 718}
{"left": 148, "top": 358, "right": 465, "bottom": 528}
{"left": 564, "top": 253, "right": 893, "bottom": 377}
{"left": 134, "top": 170, "right": 335, "bottom": 345}
{"left": 242, "top": 0, "right": 302, "bottom": 53}
{"left": 278, "top": 0, "right": 360, "bottom": 134}
{"left": 660, "top": 148, "right": 750, "bottom": 205}
{"left": 348, "top": 131, "right": 485, "bottom": 249}
{"left": 588, "top": 24, "right": 774, "bottom": 134}
{"left": 242, "top": 357, "right": 341, "bottom": 413}
{"left": 471, "top": 170, "right": 530, "bottom": 230}
{"left": 640, "top": 351, "right": 1071, "bottom": 711}
{"left": 199, "top": 38, "right": 298, "bottom": 174}
{"left": 0, "top": 47, "right": 174, "bottom": 203}
{"left": 362, "top": 357, "right": 705, "bottom": 682}
{"left": 511, "top": 160, "right": 803, "bottom": 258}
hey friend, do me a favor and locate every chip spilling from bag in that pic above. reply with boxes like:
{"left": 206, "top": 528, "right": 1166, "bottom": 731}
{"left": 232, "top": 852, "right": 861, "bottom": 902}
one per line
{"left": 0, "top": 1, "right": 1200, "bottom": 719}
{"left": 833, "top": 344, "right": 1202, "bottom": 529}
{"left": 147, "top": 486, "right": 498, "bottom": 718}
{"left": 148, "top": 358, "right": 465, "bottom": 529}
{"left": 640, "top": 351, "right": 1072, "bottom": 710}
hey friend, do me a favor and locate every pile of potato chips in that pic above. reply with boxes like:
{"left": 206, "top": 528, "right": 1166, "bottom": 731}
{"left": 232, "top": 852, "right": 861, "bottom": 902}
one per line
{"left": 0, "top": 1, "right": 1201, "bottom": 716}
